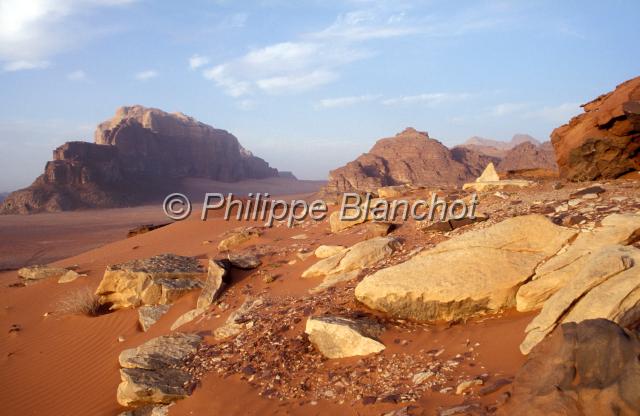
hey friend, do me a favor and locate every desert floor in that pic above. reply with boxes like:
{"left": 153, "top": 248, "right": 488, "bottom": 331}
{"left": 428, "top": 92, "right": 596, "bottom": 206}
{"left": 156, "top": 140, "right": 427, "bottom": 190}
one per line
{"left": 0, "top": 177, "right": 325, "bottom": 270}
{"left": 1, "top": 177, "right": 638, "bottom": 415}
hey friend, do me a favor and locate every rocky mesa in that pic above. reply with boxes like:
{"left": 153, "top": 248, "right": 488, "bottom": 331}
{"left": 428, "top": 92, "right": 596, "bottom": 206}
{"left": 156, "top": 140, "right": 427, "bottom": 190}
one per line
{"left": 0, "top": 106, "right": 279, "bottom": 214}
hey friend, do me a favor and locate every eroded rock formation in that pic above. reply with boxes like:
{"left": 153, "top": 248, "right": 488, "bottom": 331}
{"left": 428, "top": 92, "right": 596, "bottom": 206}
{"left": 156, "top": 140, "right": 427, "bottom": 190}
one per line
{"left": 1, "top": 106, "right": 279, "bottom": 214}
{"left": 323, "top": 128, "right": 498, "bottom": 194}
{"left": 551, "top": 76, "right": 640, "bottom": 181}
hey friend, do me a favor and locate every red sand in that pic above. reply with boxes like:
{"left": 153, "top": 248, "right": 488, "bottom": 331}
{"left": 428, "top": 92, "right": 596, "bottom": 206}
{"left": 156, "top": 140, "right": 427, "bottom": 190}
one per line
{"left": 0, "top": 205, "right": 531, "bottom": 415}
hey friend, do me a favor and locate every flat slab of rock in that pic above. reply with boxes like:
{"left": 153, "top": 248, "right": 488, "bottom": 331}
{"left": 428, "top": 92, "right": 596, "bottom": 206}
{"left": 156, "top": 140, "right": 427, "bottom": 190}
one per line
{"left": 227, "top": 252, "right": 261, "bottom": 269}
{"left": 18, "top": 265, "right": 76, "bottom": 282}
{"left": 517, "top": 213, "right": 640, "bottom": 311}
{"left": 96, "top": 254, "right": 203, "bottom": 309}
{"left": 305, "top": 316, "right": 385, "bottom": 358}
{"left": 138, "top": 305, "right": 171, "bottom": 332}
{"left": 303, "top": 237, "right": 399, "bottom": 293}
{"left": 520, "top": 245, "right": 640, "bottom": 354}
{"left": 196, "top": 259, "right": 231, "bottom": 309}
{"left": 463, "top": 179, "right": 533, "bottom": 192}
{"left": 355, "top": 215, "right": 575, "bottom": 322}
{"left": 303, "top": 237, "right": 399, "bottom": 279}
{"left": 117, "top": 333, "right": 202, "bottom": 408}
{"left": 170, "top": 308, "right": 205, "bottom": 330}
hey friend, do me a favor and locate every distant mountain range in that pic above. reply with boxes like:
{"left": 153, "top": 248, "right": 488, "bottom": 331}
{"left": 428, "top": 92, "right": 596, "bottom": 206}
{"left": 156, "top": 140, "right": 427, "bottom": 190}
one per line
{"left": 464, "top": 134, "right": 541, "bottom": 149}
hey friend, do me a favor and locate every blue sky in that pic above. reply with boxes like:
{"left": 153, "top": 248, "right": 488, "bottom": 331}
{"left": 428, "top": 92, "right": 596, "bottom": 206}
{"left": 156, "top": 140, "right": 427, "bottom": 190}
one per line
{"left": 1, "top": 0, "right": 639, "bottom": 191}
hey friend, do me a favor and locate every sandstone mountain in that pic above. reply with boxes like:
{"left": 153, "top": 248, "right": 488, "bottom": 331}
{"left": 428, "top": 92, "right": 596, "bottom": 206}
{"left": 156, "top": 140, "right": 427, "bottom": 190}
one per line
{"left": 496, "top": 141, "right": 558, "bottom": 172}
{"left": 0, "top": 106, "right": 279, "bottom": 214}
{"left": 462, "top": 134, "right": 541, "bottom": 158}
{"left": 323, "top": 128, "right": 498, "bottom": 193}
{"left": 551, "top": 76, "right": 640, "bottom": 181}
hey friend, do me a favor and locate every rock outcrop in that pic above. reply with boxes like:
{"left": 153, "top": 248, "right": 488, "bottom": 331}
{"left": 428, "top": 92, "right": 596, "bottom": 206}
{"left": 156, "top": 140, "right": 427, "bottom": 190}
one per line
{"left": 355, "top": 215, "right": 575, "bottom": 322}
{"left": 462, "top": 163, "right": 533, "bottom": 192}
{"left": 323, "top": 128, "right": 498, "bottom": 194}
{"left": 501, "top": 319, "right": 640, "bottom": 416}
{"left": 551, "top": 76, "right": 640, "bottom": 181}
{"left": 516, "top": 213, "right": 640, "bottom": 312}
{"left": 0, "top": 105, "right": 279, "bottom": 214}
{"left": 117, "top": 333, "right": 202, "bottom": 408}
{"left": 17, "top": 265, "right": 79, "bottom": 283}
{"left": 95, "top": 254, "right": 203, "bottom": 309}
{"left": 520, "top": 245, "right": 640, "bottom": 354}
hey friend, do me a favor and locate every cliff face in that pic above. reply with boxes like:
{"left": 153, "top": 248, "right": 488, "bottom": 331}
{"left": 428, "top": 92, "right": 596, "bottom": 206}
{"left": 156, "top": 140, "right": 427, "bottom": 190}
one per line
{"left": 324, "top": 128, "right": 498, "bottom": 194}
{"left": 1, "top": 106, "right": 279, "bottom": 214}
{"left": 551, "top": 76, "right": 640, "bottom": 181}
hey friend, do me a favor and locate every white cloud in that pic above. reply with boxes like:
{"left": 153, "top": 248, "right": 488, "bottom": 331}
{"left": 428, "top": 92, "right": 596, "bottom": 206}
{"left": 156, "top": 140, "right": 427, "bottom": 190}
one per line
{"left": 3, "top": 59, "right": 49, "bottom": 71}
{"left": 67, "top": 69, "right": 86, "bottom": 81}
{"left": 203, "top": 64, "right": 251, "bottom": 97}
{"left": 135, "top": 69, "right": 158, "bottom": 81}
{"left": 382, "top": 93, "right": 472, "bottom": 106}
{"left": 257, "top": 70, "right": 337, "bottom": 94}
{"left": 0, "top": 0, "right": 136, "bottom": 71}
{"left": 189, "top": 54, "right": 209, "bottom": 70}
{"left": 200, "top": 3, "right": 511, "bottom": 98}
{"left": 202, "top": 41, "right": 367, "bottom": 96}
{"left": 310, "top": 10, "right": 421, "bottom": 41}
{"left": 317, "top": 94, "right": 380, "bottom": 109}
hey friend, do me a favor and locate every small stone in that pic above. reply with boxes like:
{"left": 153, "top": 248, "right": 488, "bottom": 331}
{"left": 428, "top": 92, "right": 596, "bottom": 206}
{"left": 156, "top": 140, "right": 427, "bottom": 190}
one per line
{"left": 118, "top": 335, "right": 126, "bottom": 342}
{"left": 262, "top": 273, "right": 277, "bottom": 283}
{"left": 568, "top": 199, "right": 582, "bottom": 207}
{"left": 314, "top": 245, "right": 347, "bottom": 259}
{"left": 412, "top": 371, "right": 434, "bottom": 385}
{"left": 305, "top": 316, "right": 385, "bottom": 358}
{"left": 582, "top": 193, "right": 599, "bottom": 200}
{"left": 455, "top": 378, "right": 483, "bottom": 395}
